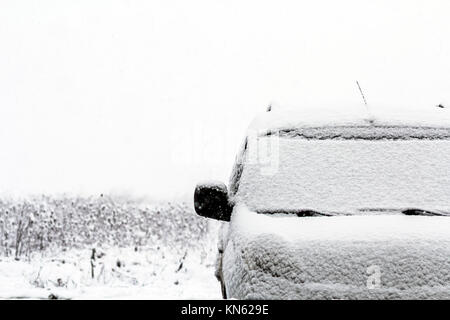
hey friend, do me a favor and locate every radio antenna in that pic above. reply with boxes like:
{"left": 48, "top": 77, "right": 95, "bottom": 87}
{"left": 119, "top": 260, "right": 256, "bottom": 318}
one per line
{"left": 356, "top": 81, "right": 368, "bottom": 107}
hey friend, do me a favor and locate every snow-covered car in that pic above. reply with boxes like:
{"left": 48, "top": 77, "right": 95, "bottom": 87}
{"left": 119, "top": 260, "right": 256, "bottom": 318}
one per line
{"left": 194, "top": 105, "right": 450, "bottom": 299}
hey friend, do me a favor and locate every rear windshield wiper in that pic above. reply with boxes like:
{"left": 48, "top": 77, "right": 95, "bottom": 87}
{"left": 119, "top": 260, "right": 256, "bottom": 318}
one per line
{"left": 259, "top": 208, "right": 450, "bottom": 217}
{"left": 402, "top": 209, "right": 450, "bottom": 216}
{"left": 258, "top": 209, "right": 335, "bottom": 217}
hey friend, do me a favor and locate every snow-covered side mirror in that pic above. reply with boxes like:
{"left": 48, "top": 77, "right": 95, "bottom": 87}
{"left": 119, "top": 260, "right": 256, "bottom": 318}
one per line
{"left": 194, "top": 182, "right": 232, "bottom": 221}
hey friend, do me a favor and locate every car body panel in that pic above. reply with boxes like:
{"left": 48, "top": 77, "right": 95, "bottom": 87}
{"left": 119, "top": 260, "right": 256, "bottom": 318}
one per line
{"left": 221, "top": 207, "right": 450, "bottom": 299}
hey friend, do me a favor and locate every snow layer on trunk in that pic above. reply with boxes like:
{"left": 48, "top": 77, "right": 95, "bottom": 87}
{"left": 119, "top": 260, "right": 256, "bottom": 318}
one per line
{"left": 222, "top": 206, "right": 450, "bottom": 299}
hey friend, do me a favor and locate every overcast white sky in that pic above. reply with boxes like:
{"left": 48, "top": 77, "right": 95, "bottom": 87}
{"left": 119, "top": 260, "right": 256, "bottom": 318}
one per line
{"left": 1, "top": 0, "right": 450, "bottom": 199}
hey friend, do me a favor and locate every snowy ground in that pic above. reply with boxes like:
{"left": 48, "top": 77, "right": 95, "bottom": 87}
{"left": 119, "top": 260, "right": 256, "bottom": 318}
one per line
{"left": 0, "top": 244, "right": 221, "bottom": 300}
{"left": 0, "top": 196, "right": 222, "bottom": 300}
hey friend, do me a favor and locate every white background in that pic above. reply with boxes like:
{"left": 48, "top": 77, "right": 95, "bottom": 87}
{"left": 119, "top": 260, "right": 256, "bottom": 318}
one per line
{"left": 1, "top": 0, "right": 449, "bottom": 199}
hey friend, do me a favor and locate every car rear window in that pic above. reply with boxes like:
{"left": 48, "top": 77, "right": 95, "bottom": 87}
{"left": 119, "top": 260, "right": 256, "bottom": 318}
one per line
{"left": 235, "top": 130, "right": 450, "bottom": 214}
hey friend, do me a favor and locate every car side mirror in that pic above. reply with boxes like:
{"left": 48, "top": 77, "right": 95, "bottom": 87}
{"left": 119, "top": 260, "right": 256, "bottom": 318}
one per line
{"left": 194, "top": 182, "right": 232, "bottom": 221}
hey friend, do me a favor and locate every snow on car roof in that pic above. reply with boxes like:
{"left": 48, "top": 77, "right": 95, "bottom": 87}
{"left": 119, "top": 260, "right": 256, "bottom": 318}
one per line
{"left": 248, "top": 104, "right": 450, "bottom": 133}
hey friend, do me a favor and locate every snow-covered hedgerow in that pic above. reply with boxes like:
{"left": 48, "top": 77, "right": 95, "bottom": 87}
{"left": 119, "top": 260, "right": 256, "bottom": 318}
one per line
{"left": 0, "top": 195, "right": 210, "bottom": 258}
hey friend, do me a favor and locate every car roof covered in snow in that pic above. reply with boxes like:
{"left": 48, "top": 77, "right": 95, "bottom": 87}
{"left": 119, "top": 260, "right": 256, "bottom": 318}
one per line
{"left": 248, "top": 104, "right": 450, "bottom": 133}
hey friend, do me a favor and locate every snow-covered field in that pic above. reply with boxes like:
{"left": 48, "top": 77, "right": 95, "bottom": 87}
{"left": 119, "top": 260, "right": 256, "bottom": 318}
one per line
{"left": 0, "top": 196, "right": 221, "bottom": 299}
{"left": 0, "top": 246, "right": 221, "bottom": 300}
